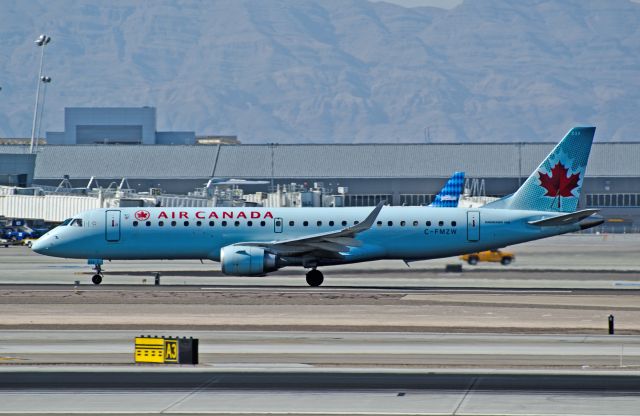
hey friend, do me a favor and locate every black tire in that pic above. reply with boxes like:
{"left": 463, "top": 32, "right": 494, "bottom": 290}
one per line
{"left": 305, "top": 269, "right": 324, "bottom": 287}
{"left": 500, "top": 257, "right": 512, "bottom": 266}
{"left": 26, "top": 241, "right": 32, "bottom": 248}
{"left": 468, "top": 256, "right": 479, "bottom": 266}
{"left": 91, "top": 274, "right": 103, "bottom": 285}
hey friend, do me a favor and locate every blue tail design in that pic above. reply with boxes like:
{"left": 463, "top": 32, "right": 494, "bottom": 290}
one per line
{"left": 485, "top": 127, "right": 595, "bottom": 212}
{"left": 429, "top": 171, "right": 465, "bottom": 208}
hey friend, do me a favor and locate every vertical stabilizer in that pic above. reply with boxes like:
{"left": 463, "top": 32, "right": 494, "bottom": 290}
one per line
{"left": 489, "top": 127, "right": 595, "bottom": 212}
{"left": 429, "top": 171, "right": 465, "bottom": 207}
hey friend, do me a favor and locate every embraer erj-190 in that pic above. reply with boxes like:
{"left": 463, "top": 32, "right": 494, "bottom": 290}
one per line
{"left": 33, "top": 127, "right": 602, "bottom": 286}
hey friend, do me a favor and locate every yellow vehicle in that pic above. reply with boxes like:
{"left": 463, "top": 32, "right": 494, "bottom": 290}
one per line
{"left": 460, "top": 249, "right": 515, "bottom": 266}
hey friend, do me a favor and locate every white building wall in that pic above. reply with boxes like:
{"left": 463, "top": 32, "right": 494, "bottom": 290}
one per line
{"left": 0, "top": 195, "right": 101, "bottom": 222}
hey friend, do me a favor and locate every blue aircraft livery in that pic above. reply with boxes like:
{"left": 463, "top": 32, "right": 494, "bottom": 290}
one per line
{"left": 33, "top": 127, "right": 602, "bottom": 286}
{"left": 429, "top": 171, "right": 465, "bottom": 207}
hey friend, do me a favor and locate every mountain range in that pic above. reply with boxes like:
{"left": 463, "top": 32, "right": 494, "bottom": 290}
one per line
{"left": 1, "top": 0, "right": 639, "bottom": 143}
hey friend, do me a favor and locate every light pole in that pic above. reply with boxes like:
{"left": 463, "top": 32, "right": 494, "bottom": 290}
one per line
{"left": 30, "top": 34, "right": 51, "bottom": 153}
{"left": 35, "top": 76, "right": 52, "bottom": 152}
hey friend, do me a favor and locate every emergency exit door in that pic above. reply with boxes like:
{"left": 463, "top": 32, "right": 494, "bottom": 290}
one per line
{"left": 105, "top": 210, "right": 121, "bottom": 242}
{"left": 274, "top": 217, "right": 283, "bottom": 233}
{"left": 467, "top": 211, "right": 480, "bottom": 242}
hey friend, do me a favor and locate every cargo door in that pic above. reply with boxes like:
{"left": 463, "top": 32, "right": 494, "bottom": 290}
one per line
{"left": 105, "top": 210, "right": 121, "bottom": 242}
{"left": 467, "top": 211, "right": 480, "bottom": 242}
{"left": 274, "top": 217, "right": 283, "bottom": 233}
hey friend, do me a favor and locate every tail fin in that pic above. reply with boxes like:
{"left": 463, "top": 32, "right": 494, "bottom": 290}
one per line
{"left": 429, "top": 171, "right": 465, "bottom": 207}
{"left": 486, "top": 127, "right": 595, "bottom": 212}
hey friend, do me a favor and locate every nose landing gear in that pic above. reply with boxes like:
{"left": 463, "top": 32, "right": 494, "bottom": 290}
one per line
{"left": 305, "top": 268, "right": 324, "bottom": 287}
{"left": 91, "top": 273, "right": 103, "bottom": 285}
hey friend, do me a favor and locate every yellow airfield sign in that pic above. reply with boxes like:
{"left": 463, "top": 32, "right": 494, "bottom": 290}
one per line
{"left": 135, "top": 337, "right": 176, "bottom": 364}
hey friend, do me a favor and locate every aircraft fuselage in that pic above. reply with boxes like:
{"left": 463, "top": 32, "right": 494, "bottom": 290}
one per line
{"left": 33, "top": 206, "right": 580, "bottom": 265}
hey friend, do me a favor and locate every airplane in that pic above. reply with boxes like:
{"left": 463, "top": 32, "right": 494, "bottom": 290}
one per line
{"left": 428, "top": 171, "right": 465, "bottom": 207}
{"left": 32, "top": 127, "right": 602, "bottom": 287}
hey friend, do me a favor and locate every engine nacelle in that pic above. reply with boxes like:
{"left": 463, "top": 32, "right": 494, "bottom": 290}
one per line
{"left": 220, "top": 245, "right": 279, "bottom": 276}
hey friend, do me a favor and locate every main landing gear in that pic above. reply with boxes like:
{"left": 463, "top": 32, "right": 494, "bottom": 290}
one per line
{"left": 91, "top": 264, "right": 103, "bottom": 285}
{"left": 305, "top": 268, "right": 324, "bottom": 287}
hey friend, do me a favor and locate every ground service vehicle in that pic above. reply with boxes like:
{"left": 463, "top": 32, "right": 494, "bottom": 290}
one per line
{"left": 461, "top": 249, "right": 515, "bottom": 265}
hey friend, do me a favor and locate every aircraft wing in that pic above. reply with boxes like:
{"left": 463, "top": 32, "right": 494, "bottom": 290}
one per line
{"left": 235, "top": 201, "right": 385, "bottom": 257}
{"left": 527, "top": 209, "right": 600, "bottom": 227}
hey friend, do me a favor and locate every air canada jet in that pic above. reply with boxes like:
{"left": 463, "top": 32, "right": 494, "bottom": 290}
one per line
{"left": 33, "top": 127, "right": 602, "bottom": 286}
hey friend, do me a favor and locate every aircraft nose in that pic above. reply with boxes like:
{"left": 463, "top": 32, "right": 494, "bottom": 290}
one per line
{"left": 31, "top": 234, "right": 58, "bottom": 254}
{"left": 31, "top": 237, "right": 47, "bottom": 254}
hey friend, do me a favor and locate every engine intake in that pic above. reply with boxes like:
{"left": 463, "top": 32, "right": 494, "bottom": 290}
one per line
{"left": 220, "top": 245, "right": 279, "bottom": 276}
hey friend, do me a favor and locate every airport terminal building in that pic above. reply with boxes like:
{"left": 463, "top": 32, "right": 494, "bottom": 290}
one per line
{"left": 46, "top": 107, "right": 195, "bottom": 145}
{"left": 1, "top": 141, "right": 640, "bottom": 230}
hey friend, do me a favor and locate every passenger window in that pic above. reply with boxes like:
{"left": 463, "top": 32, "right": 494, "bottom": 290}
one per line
{"left": 196, "top": 221, "right": 202, "bottom": 227}
{"left": 317, "top": 221, "right": 322, "bottom": 226}
{"left": 133, "top": 221, "right": 139, "bottom": 227}
{"left": 354, "top": 220, "right": 359, "bottom": 225}
{"left": 234, "top": 221, "right": 240, "bottom": 227}
{"left": 377, "top": 221, "right": 382, "bottom": 226}
{"left": 171, "top": 221, "right": 176, "bottom": 227}
{"left": 438, "top": 221, "right": 444, "bottom": 226}
{"left": 289, "top": 220, "right": 295, "bottom": 226}
{"left": 342, "top": 221, "right": 347, "bottom": 226}
{"left": 303, "top": 221, "right": 309, "bottom": 226}
{"left": 400, "top": 221, "right": 406, "bottom": 226}
{"left": 222, "top": 221, "right": 227, "bottom": 227}
{"left": 146, "top": 221, "right": 151, "bottom": 227}
{"left": 413, "top": 220, "right": 418, "bottom": 227}
{"left": 275, "top": 220, "right": 282, "bottom": 227}
{"left": 248, "top": 221, "right": 253, "bottom": 227}
{"left": 426, "top": 221, "right": 431, "bottom": 226}
{"left": 159, "top": 221, "right": 164, "bottom": 227}
{"left": 209, "top": 221, "right": 214, "bottom": 226}
{"left": 184, "top": 221, "right": 189, "bottom": 226}
{"left": 388, "top": 221, "right": 393, "bottom": 226}
{"left": 329, "top": 221, "right": 334, "bottom": 226}
{"left": 260, "top": 221, "right": 266, "bottom": 226}
{"left": 451, "top": 221, "right": 457, "bottom": 226}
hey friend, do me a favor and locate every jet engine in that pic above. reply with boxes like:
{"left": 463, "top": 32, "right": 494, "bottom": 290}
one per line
{"left": 220, "top": 245, "right": 280, "bottom": 276}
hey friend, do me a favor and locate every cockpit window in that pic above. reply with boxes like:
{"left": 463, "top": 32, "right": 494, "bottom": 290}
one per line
{"left": 70, "top": 218, "right": 83, "bottom": 227}
{"left": 60, "top": 218, "right": 72, "bottom": 226}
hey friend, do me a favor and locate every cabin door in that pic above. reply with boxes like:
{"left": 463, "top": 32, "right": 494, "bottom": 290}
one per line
{"left": 105, "top": 210, "right": 121, "bottom": 242}
{"left": 274, "top": 217, "right": 283, "bottom": 233}
{"left": 467, "top": 211, "right": 480, "bottom": 242}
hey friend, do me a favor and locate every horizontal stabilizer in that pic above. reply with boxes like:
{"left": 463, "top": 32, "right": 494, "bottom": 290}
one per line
{"left": 528, "top": 209, "right": 599, "bottom": 227}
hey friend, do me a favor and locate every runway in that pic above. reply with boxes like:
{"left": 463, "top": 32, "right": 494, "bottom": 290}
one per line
{"left": 1, "top": 367, "right": 640, "bottom": 415}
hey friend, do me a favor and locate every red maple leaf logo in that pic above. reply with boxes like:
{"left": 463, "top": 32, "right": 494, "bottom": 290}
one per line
{"left": 538, "top": 162, "right": 580, "bottom": 208}
{"left": 135, "top": 210, "right": 150, "bottom": 221}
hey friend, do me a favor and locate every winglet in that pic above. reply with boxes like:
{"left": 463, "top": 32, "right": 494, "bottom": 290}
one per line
{"left": 348, "top": 201, "right": 385, "bottom": 233}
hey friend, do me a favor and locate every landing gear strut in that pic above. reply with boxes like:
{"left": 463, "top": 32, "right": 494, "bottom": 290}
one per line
{"left": 305, "top": 269, "right": 324, "bottom": 287}
{"left": 91, "top": 263, "right": 103, "bottom": 285}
